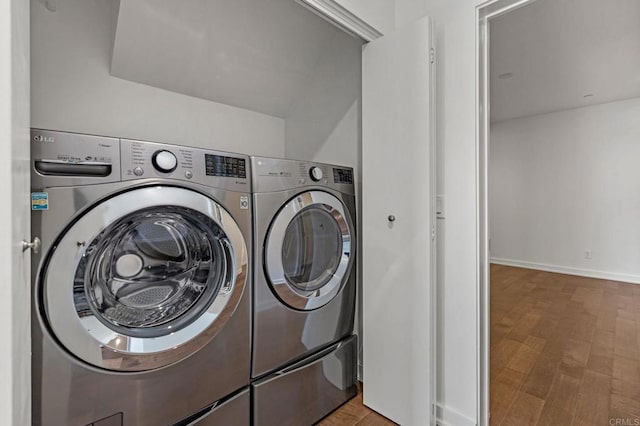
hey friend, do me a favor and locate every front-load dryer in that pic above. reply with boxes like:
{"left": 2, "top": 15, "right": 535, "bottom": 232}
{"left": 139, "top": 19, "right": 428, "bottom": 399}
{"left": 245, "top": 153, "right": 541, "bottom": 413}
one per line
{"left": 31, "top": 129, "right": 252, "bottom": 426}
{"left": 251, "top": 157, "right": 358, "bottom": 425}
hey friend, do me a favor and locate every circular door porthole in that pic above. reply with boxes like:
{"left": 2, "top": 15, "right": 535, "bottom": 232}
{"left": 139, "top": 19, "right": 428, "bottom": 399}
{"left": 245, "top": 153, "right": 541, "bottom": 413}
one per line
{"left": 41, "top": 186, "right": 248, "bottom": 371}
{"left": 265, "top": 191, "right": 354, "bottom": 310}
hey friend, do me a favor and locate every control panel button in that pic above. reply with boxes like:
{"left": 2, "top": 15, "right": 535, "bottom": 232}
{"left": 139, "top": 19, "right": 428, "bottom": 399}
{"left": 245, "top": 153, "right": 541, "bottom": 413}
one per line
{"left": 309, "top": 166, "right": 323, "bottom": 182}
{"left": 185, "top": 170, "right": 193, "bottom": 179}
{"left": 133, "top": 167, "right": 144, "bottom": 176}
{"left": 152, "top": 150, "right": 178, "bottom": 173}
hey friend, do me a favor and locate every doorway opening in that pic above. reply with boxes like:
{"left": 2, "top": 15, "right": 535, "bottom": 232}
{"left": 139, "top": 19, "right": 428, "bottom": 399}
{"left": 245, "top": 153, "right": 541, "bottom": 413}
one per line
{"left": 479, "top": 0, "right": 640, "bottom": 424}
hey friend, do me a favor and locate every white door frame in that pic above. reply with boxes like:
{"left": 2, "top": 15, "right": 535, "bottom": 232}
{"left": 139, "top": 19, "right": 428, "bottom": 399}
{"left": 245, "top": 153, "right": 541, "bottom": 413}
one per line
{"left": 1, "top": 0, "right": 31, "bottom": 424}
{"left": 476, "top": 1, "right": 540, "bottom": 425}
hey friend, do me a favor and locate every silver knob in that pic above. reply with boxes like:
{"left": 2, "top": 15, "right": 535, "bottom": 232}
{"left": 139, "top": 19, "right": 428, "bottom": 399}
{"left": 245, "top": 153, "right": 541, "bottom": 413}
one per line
{"left": 152, "top": 150, "right": 178, "bottom": 173}
{"left": 309, "top": 166, "right": 323, "bottom": 182}
{"left": 22, "top": 237, "right": 41, "bottom": 254}
{"left": 388, "top": 215, "right": 396, "bottom": 222}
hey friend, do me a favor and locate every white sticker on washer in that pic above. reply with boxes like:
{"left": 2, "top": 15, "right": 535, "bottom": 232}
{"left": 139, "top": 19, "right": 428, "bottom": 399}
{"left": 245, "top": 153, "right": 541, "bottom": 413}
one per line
{"left": 240, "top": 196, "right": 249, "bottom": 210}
{"left": 240, "top": 195, "right": 249, "bottom": 210}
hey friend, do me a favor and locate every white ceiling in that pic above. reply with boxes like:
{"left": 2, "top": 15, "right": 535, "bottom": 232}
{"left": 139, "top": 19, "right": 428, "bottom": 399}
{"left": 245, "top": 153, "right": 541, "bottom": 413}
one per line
{"left": 111, "top": 0, "right": 357, "bottom": 118}
{"left": 490, "top": 0, "right": 640, "bottom": 123}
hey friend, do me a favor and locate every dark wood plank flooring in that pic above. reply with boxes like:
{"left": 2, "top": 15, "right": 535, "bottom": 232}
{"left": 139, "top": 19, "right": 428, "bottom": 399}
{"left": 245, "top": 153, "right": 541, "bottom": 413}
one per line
{"left": 320, "top": 265, "right": 640, "bottom": 425}
{"left": 491, "top": 264, "right": 640, "bottom": 425}
{"left": 319, "top": 384, "right": 397, "bottom": 425}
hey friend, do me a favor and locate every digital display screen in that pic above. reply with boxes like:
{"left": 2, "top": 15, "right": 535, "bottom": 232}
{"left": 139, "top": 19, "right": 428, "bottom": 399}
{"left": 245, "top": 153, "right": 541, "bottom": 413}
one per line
{"left": 205, "top": 154, "right": 246, "bottom": 178}
{"left": 333, "top": 167, "right": 353, "bottom": 184}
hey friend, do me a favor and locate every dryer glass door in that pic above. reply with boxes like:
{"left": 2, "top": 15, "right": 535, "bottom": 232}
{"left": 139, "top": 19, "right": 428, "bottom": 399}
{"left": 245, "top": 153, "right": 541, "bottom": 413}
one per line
{"left": 265, "top": 191, "right": 354, "bottom": 310}
{"left": 281, "top": 207, "right": 343, "bottom": 292}
{"left": 41, "top": 186, "right": 248, "bottom": 371}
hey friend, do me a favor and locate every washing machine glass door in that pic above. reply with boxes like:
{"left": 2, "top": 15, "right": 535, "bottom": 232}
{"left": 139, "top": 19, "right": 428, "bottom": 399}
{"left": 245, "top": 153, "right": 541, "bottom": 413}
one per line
{"left": 265, "top": 191, "right": 354, "bottom": 310}
{"left": 41, "top": 186, "right": 248, "bottom": 371}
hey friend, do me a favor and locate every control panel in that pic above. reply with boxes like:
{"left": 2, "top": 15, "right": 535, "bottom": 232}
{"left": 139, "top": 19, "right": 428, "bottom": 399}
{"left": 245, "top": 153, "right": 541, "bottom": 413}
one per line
{"left": 123, "top": 140, "right": 194, "bottom": 180}
{"left": 333, "top": 167, "right": 353, "bottom": 184}
{"left": 31, "top": 129, "right": 250, "bottom": 192}
{"left": 121, "top": 139, "right": 250, "bottom": 192}
{"left": 296, "top": 162, "right": 330, "bottom": 185}
{"left": 252, "top": 157, "right": 354, "bottom": 195}
{"left": 205, "top": 154, "right": 247, "bottom": 178}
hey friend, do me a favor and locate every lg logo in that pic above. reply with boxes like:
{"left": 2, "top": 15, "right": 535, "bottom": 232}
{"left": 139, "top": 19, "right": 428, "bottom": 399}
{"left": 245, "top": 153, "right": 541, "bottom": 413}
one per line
{"left": 33, "top": 135, "right": 54, "bottom": 142}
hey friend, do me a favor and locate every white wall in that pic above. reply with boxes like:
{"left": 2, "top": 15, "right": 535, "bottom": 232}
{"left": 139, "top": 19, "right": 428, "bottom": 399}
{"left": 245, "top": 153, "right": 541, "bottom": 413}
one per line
{"left": 31, "top": 0, "right": 285, "bottom": 157}
{"left": 283, "top": 31, "right": 362, "bottom": 168}
{"left": 395, "top": 0, "right": 427, "bottom": 28}
{"left": 490, "top": 97, "right": 640, "bottom": 283}
{"left": 1, "top": 0, "right": 31, "bottom": 424}
{"left": 394, "top": 1, "right": 481, "bottom": 425}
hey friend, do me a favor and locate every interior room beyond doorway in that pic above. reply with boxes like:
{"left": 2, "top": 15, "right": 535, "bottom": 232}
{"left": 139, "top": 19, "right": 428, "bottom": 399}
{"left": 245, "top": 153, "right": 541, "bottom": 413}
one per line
{"left": 486, "top": 0, "right": 640, "bottom": 424}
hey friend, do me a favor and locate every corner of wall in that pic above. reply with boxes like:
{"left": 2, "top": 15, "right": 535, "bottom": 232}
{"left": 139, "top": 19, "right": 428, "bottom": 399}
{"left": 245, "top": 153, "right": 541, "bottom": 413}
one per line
{"left": 109, "top": 0, "right": 121, "bottom": 75}
{"left": 394, "top": 0, "right": 428, "bottom": 29}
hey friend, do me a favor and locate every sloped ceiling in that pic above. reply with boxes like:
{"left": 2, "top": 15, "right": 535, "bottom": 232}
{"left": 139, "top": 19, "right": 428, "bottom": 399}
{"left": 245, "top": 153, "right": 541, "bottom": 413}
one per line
{"left": 111, "top": 0, "right": 355, "bottom": 118}
{"left": 490, "top": 0, "right": 640, "bottom": 123}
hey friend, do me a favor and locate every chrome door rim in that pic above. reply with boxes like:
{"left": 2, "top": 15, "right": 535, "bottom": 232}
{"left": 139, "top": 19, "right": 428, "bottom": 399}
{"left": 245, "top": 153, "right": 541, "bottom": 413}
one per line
{"left": 42, "top": 186, "right": 248, "bottom": 371}
{"left": 265, "top": 191, "right": 353, "bottom": 310}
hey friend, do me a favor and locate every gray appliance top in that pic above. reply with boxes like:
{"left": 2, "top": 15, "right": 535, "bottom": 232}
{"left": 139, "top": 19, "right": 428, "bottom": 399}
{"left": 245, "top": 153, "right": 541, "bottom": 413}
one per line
{"left": 251, "top": 156, "right": 355, "bottom": 195}
{"left": 31, "top": 129, "right": 251, "bottom": 193}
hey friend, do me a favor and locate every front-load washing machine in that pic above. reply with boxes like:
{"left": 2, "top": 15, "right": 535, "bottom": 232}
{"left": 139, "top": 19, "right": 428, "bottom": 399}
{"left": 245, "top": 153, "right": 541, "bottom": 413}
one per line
{"left": 31, "top": 129, "right": 252, "bottom": 426}
{"left": 250, "top": 157, "right": 358, "bottom": 425}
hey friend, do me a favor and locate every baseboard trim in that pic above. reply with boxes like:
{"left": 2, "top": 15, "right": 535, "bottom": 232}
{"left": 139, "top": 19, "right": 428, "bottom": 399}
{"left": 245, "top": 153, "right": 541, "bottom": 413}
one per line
{"left": 436, "top": 404, "right": 476, "bottom": 426}
{"left": 490, "top": 257, "right": 640, "bottom": 285}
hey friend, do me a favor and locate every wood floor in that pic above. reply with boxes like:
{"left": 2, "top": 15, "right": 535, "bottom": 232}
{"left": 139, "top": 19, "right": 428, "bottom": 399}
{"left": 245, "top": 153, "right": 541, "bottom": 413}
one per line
{"left": 320, "top": 265, "right": 639, "bottom": 425}
{"left": 318, "top": 384, "right": 397, "bottom": 425}
{"left": 491, "top": 264, "right": 640, "bottom": 425}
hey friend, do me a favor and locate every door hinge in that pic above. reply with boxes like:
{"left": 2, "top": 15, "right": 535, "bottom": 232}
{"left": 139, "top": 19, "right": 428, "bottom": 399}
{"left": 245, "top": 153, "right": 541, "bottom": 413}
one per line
{"left": 431, "top": 225, "right": 436, "bottom": 242}
{"left": 430, "top": 48, "right": 435, "bottom": 64}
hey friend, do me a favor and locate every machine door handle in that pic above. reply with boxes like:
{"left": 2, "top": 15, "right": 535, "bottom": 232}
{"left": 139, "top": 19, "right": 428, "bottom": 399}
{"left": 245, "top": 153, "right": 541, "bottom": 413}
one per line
{"left": 388, "top": 215, "right": 396, "bottom": 222}
{"left": 22, "top": 237, "right": 41, "bottom": 254}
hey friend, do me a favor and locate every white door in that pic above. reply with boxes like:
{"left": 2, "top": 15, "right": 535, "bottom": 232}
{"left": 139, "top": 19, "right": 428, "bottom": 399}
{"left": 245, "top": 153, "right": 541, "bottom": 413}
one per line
{"left": 362, "top": 16, "right": 435, "bottom": 426}
{"left": 0, "top": 0, "right": 31, "bottom": 424}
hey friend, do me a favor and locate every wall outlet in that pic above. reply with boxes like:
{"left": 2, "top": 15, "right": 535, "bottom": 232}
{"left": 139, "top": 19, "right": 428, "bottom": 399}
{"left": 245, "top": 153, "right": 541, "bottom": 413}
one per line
{"left": 584, "top": 250, "right": 592, "bottom": 260}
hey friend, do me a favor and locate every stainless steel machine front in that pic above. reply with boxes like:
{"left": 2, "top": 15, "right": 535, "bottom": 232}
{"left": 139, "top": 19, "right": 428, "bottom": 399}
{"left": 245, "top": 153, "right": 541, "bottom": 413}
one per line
{"left": 31, "top": 129, "right": 252, "bottom": 426}
{"left": 250, "top": 156, "right": 358, "bottom": 425}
